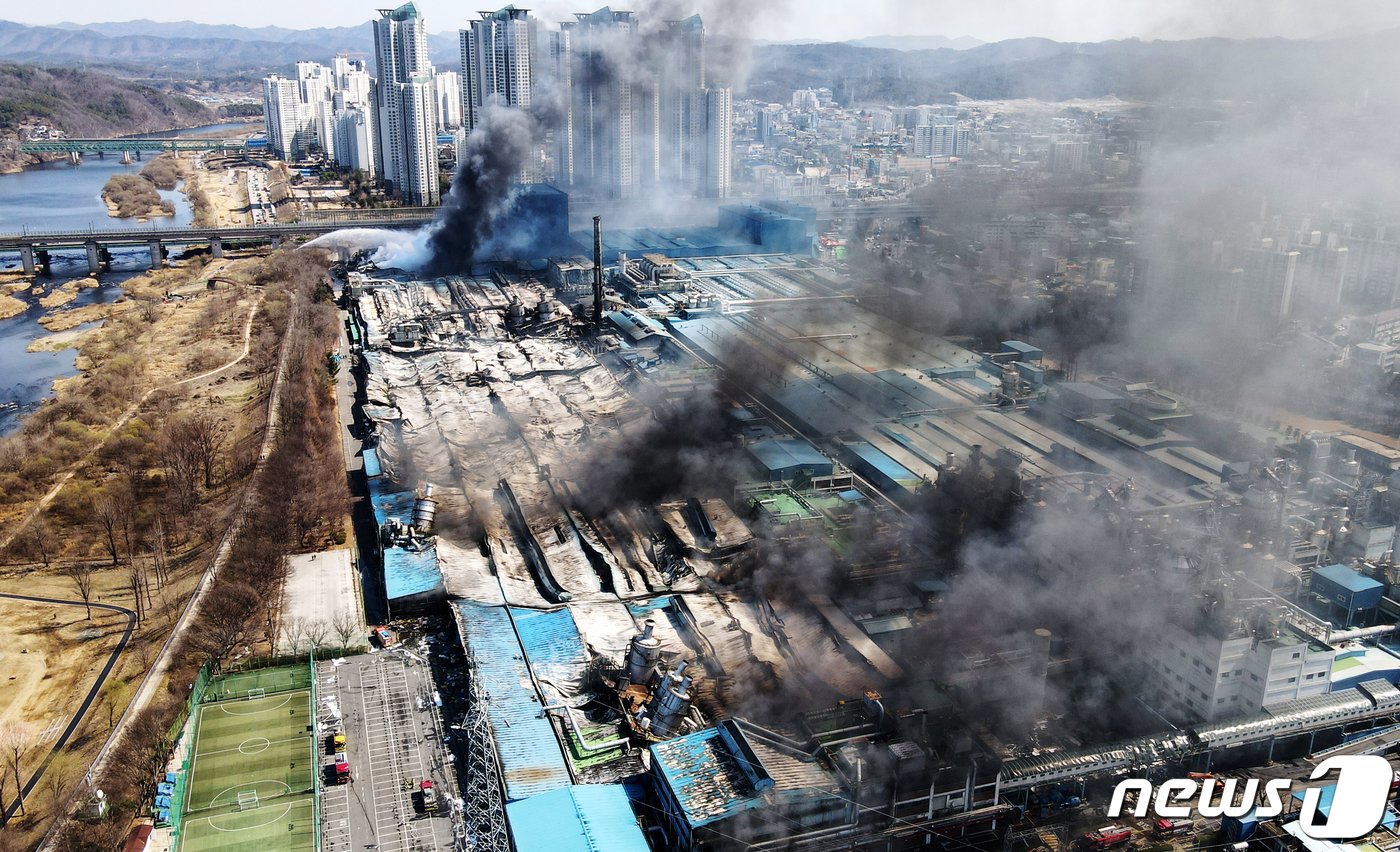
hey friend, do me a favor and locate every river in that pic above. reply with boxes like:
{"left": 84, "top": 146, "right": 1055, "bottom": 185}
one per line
{"left": 0, "top": 122, "right": 243, "bottom": 433}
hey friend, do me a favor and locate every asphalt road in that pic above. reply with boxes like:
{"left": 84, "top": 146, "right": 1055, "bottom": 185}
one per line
{"left": 0, "top": 591, "right": 136, "bottom": 822}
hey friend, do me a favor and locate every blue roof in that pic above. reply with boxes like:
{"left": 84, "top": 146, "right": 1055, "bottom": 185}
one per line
{"left": 510, "top": 606, "right": 589, "bottom": 684}
{"left": 453, "top": 601, "right": 572, "bottom": 802}
{"left": 363, "top": 447, "right": 383, "bottom": 478}
{"left": 370, "top": 479, "right": 443, "bottom": 602}
{"left": 748, "top": 438, "right": 832, "bottom": 474}
{"left": 1290, "top": 784, "right": 1399, "bottom": 830}
{"left": 507, "top": 785, "right": 650, "bottom": 852}
{"left": 1001, "top": 340, "right": 1042, "bottom": 355}
{"left": 384, "top": 545, "right": 440, "bottom": 602}
{"left": 842, "top": 441, "right": 921, "bottom": 486}
{"left": 1313, "top": 563, "right": 1384, "bottom": 595}
{"left": 650, "top": 721, "right": 773, "bottom": 828}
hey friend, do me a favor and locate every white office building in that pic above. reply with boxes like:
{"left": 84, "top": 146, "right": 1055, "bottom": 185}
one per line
{"left": 1145, "top": 616, "right": 1335, "bottom": 722}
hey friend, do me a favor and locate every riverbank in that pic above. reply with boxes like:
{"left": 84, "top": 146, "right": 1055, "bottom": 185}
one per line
{"left": 0, "top": 248, "right": 314, "bottom": 849}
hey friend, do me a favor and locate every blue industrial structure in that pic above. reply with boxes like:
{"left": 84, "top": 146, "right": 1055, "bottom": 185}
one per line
{"left": 747, "top": 437, "right": 834, "bottom": 481}
{"left": 649, "top": 718, "right": 851, "bottom": 851}
{"left": 1311, "top": 563, "right": 1385, "bottom": 627}
{"left": 1000, "top": 340, "right": 1044, "bottom": 362}
{"left": 718, "top": 201, "right": 817, "bottom": 255}
{"left": 506, "top": 785, "right": 650, "bottom": 852}
{"left": 840, "top": 440, "right": 925, "bottom": 497}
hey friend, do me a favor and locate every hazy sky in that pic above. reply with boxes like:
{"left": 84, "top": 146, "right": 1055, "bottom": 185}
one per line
{"left": 13, "top": 0, "right": 1400, "bottom": 43}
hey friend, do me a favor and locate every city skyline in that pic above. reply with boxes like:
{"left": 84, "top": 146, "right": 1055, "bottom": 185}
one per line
{"left": 13, "top": 0, "right": 1400, "bottom": 45}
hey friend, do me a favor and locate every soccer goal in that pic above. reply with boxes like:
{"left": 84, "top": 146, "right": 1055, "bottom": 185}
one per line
{"left": 246, "top": 687, "right": 267, "bottom": 700}
{"left": 236, "top": 790, "right": 260, "bottom": 811}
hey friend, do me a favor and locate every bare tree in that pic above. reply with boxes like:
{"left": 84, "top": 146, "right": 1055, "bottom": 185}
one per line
{"left": 159, "top": 411, "right": 224, "bottom": 508}
{"left": 150, "top": 517, "right": 169, "bottom": 587}
{"left": 330, "top": 608, "right": 361, "bottom": 651}
{"left": 127, "top": 562, "right": 146, "bottom": 626}
{"left": 62, "top": 563, "right": 97, "bottom": 621}
{"left": 91, "top": 489, "right": 126, "bottom": 568}
{"left": 305, "top": 619, "right": 330, "bottom": 656}
{"left": 196, "top": 581, "right": 261, "bottom": 664}
{"left": 158, "top": 416, "right": 203, "bottom": 513}
{"left": 280, "top": 616, "right": 308, "bottom": 657}
{"left": 100, "top": 682, "right": 131, "bottom": 733}
{"left": 0, "top": 723, "right": 32, "bottom": 819}
{"left": 188, "top": 408, "right": 224, "bottom": 489}
{"left": 23, "top": 516, "right": 54, "bottom": 570}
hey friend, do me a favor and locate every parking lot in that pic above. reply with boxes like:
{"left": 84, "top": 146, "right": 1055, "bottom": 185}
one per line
{"left": 316, "top": 650, "right": 460, "bottom": 852}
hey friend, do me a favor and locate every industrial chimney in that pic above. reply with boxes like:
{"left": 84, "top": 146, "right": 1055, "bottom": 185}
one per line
{"left": 591, "top": 215, "right": 604, "bottom": 332}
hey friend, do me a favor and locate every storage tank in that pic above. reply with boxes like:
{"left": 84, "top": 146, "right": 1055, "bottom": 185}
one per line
{"left": 626, "top": 620, "right": 663, "bottom": 685}
{"left": 412, "top": 484, "right": 438, "bottom": 533}
{"left": 648, "top": 661, "right": 694, "bottom": 738}
{"left": 1002, "top": 364, "right": 1018, "bottom": 397}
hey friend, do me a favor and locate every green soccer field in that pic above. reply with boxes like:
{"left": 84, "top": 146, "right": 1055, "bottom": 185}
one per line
{"left": 178, "top": 689, "right": 317, "bottom": 852}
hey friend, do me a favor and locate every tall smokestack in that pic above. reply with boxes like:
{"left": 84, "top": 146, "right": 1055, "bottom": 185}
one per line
{"left": 592, "top": 215, "right": 604, "bottom": 331}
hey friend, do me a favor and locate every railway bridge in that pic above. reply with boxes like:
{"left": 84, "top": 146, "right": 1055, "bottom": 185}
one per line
{"left": 0, "top": 217, "right": 432, "bottom": 275}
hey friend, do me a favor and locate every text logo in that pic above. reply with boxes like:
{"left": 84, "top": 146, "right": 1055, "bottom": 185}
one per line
{"left": 1107, "top": 755, "right": 1392, "bottom": 840}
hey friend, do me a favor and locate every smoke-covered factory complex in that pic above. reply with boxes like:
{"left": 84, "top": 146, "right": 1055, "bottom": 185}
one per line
{"left": 334, "top": 186, "right": 1400, "bottom": 852}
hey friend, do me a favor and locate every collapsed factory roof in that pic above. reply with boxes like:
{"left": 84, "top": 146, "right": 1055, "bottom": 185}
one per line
{"left": 650, "top": 719, "right": 839, "bottom": 830}
{"left": 337, "top": 242, "right": 1400, "bottom": 851}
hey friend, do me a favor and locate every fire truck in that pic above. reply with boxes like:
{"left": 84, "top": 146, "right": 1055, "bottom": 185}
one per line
{"left": 1080, "top": 826, "right": 1132, "bottom": 850}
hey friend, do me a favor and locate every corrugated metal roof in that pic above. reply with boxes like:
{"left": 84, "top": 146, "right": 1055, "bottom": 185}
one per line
{"left": 510, "top": 607, "right": 589, "bottom": 700}
{"left": 1313, "top": 563, "right": 1384, "bottom": 594}
{"left": 842, "top": 441, "right": 922, "bottom": 486}
{"left": 748, "top": 438, "right": 832, "bottom": 474}
{"left": 651, "top": 725, "right": 765, "bottom": 828}
{"left": 383, "top": 545, "right": 441, "bottom": 602}
{"left": 453, "top": 601, "right": 572, "bottom": 801}
{"left": 507, "top": 785, "right": 650, "bottom": 852}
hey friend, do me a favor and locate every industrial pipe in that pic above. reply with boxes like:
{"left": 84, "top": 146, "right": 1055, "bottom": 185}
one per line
{"left": 1326, "top": 624, "right": 1397, "bottom": 643}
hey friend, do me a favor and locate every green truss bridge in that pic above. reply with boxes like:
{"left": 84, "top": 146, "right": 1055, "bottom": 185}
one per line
{"left": 20, "top": 138, "right": 249, "bottom": 154}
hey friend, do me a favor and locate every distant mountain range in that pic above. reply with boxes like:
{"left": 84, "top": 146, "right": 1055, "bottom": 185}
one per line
{"left": 0, "top": 19, "right": 460, "bottom": 76}
{"left": 745, "top": 32, "right": 1400, "bottom": 104}
{"left": 2, "top": 19, "right": 1398, "bottom": 106}
{"left": 0, "top": 63, "right": 213, "bottom": 171}
{"left": 758, "top": 35, "right": 984, "bottom": 50}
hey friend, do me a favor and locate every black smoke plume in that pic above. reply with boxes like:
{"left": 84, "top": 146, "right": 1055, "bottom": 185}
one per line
{"left": 424, "top": 105, "right": 541, "bottom": 275}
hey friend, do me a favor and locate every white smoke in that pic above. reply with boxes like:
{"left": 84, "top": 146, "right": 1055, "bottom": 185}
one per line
{"left": 303, "top": 226, "right": 437, "bottom": 271}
